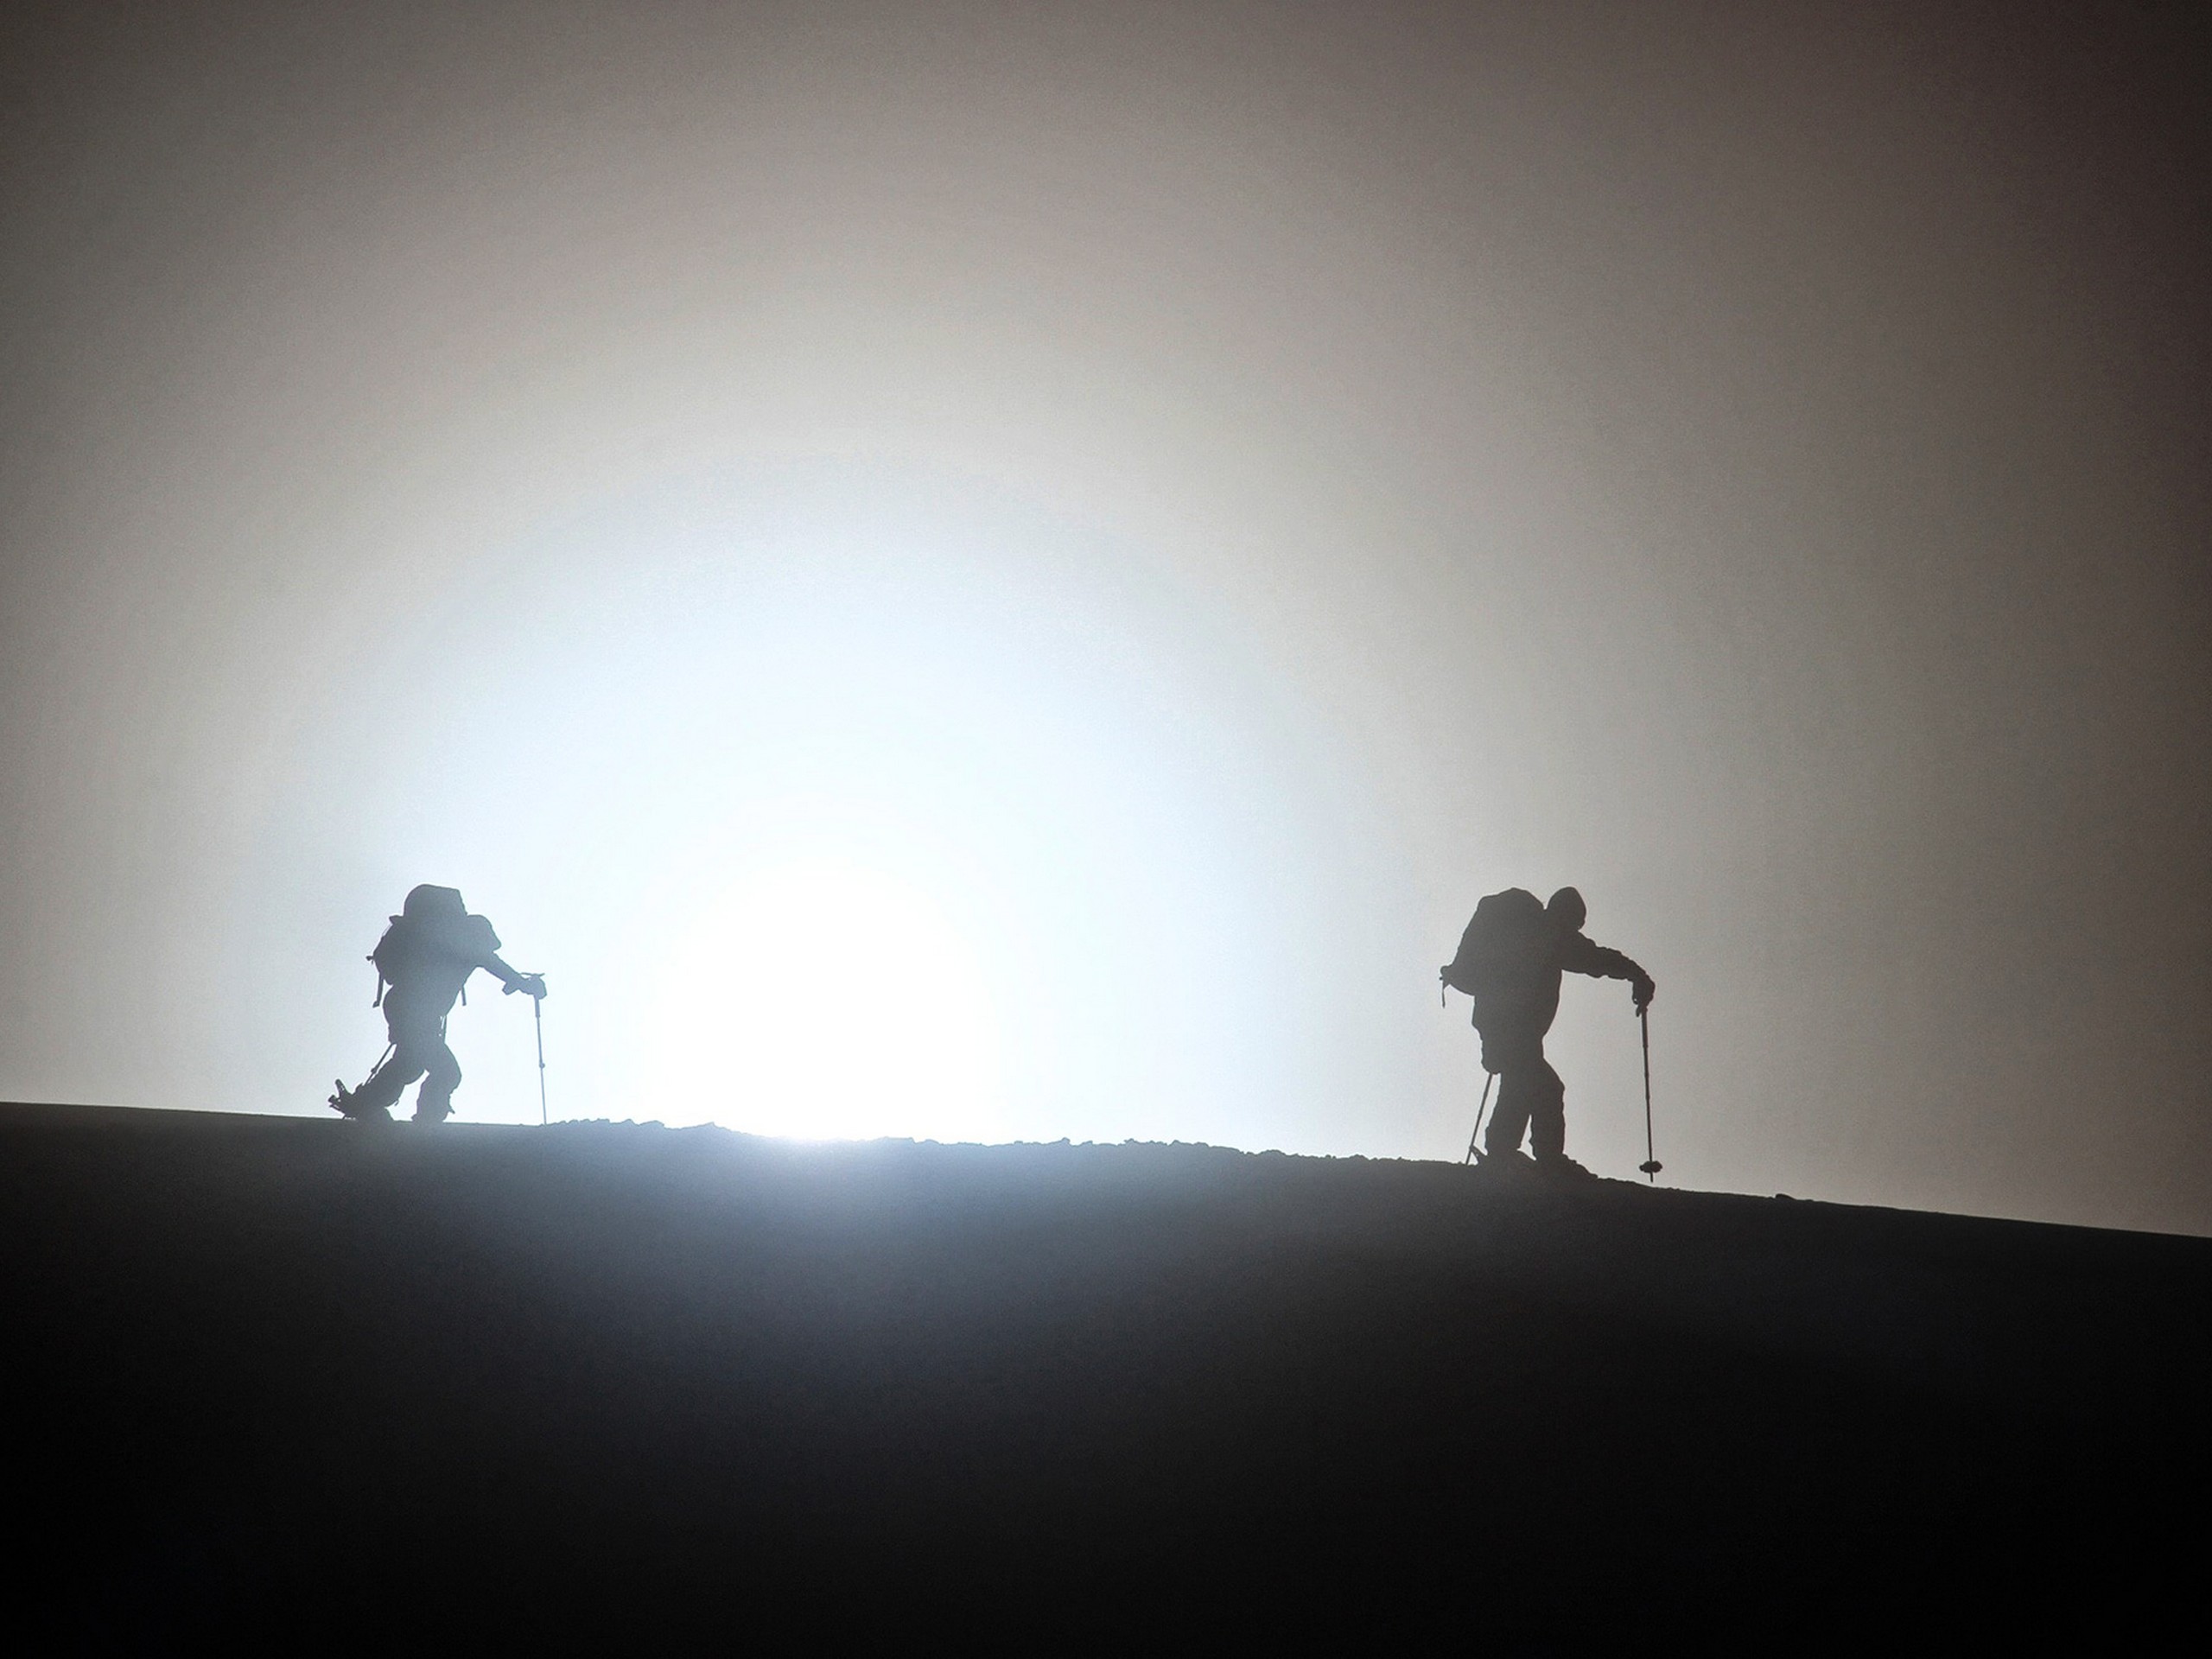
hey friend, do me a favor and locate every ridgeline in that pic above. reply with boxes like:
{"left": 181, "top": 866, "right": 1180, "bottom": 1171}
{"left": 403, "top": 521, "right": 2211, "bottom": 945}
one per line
{"left": 6, "top": 1103, "right": 2206, "bottom": 1643}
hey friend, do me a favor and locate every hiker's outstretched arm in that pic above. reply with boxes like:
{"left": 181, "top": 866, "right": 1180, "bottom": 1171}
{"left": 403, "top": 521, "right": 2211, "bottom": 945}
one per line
{"left": 1558, "top": 933, "right": 1637, "bottom": 979}
{"left": 1560, "top": 934, "right": 1656, "bottom": 1007}
{"left": 482, "top": 952, "right": 544, "bottom": 997}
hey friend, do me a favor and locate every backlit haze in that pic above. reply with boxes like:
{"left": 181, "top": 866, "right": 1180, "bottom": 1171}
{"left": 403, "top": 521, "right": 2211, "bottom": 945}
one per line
{"left": 3, "top": 3, "right": 2206, "bottom": 1230}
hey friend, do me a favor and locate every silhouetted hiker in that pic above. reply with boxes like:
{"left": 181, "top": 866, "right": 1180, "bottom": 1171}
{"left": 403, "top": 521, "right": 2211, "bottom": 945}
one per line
{"left": 1441, "top": 887, "right": 1653, "bottom": 1176}
{"left": 329, "top": 885, "right": 544, "bottom": 1124}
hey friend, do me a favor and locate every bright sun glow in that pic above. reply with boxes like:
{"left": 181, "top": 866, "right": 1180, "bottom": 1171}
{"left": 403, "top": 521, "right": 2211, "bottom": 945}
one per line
{"left": 639, "top": 858, "right": 1006, "bottom": 1141}
{"left": 344, "top": 477, "right": 1317, "bottom": 1148}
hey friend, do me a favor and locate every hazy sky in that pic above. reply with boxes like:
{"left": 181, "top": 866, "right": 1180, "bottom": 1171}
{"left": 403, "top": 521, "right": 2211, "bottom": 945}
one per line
{"left": 3, "top": 2, "right": 2206, "bottom": 1231}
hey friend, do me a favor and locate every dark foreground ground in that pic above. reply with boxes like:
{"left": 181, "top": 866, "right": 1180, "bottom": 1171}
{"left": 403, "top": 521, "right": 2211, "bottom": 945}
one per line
{"left": 5, "top": 1103, "right": 2209, "bottom": 1647}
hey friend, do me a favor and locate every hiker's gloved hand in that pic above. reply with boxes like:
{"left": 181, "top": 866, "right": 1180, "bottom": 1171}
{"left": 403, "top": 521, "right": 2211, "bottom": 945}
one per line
{"left": 506, "top": 974, "right": 548, "bottom": 1000}
{"left": 1631, "top": 975, "right": 1656, "bottom": 1013}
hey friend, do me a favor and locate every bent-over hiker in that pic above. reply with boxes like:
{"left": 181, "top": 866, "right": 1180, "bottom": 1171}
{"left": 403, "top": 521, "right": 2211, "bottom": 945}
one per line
{"left": 1440, "top": 887, "right": 1653, "bottom": 1175}
{"left": 329, "top": 884, "right": 545, "bottom": 1124}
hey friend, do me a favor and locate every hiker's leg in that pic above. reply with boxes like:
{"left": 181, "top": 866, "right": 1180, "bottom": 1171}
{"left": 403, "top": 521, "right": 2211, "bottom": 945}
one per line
{"left": 1486, "top": 1035, "right": 1539, "bottom": 1159}
{"left": 1480, "top": 1027, "right": 1540, "bottom": 1159}
{"left": 1484, "top": 1068, "right": 1533, "bottom": 1158}
{"left": 353, "top": 998, "right": 442, "bottom": 1116}
{"left": 416, "top": 1036, "right": 461, "bottom": 1123}
{"left": 1526, "top": 1056, "right": 1568, "bottom": 1162}
{"left": 353, "top": 1040, "right": 427, "bottom": 1116}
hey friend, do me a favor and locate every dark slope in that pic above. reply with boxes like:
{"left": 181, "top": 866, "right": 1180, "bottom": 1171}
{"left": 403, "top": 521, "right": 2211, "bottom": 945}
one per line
{"left": 5, "top": 1103, "right": 2208, "bottom": 1645}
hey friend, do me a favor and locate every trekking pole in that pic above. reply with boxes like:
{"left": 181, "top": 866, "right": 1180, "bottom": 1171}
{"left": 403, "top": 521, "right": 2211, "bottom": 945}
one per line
{"left": 532, "top": 989, "right": 549, "bottom": 1127}
{"left": 1637, "top": 1006, "right": 1662, "bottom": 1182}
{"left": 1464, "top": 1071, "right": 1496, "bottom": 1166}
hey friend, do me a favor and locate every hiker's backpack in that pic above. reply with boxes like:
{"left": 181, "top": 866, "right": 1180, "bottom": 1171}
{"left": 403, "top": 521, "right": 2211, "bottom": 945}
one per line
{"left": 367, "top": 885, "right": 494, "bottom": 1006}
{"left": 1440, "top": 887, "right": 1548, "bottom": 1001}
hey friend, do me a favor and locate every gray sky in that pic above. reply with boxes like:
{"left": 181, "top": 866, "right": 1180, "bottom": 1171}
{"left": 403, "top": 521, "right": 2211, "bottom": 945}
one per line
{"left": 3, "top": 2, "right": 2207, "bottom": 1231}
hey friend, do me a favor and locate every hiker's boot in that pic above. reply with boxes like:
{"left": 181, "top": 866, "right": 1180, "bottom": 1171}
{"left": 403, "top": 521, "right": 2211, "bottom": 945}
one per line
{"left": 328, "top": 1081, "right": 392, "bottom": 1123}
{"left": 1535, "top": 1152, "right": 1597, "bottom": 1183}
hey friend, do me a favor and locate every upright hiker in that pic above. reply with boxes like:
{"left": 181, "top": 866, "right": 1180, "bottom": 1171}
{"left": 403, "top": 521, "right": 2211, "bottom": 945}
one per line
{"left": 1440, "top": 887, "right": 1653, "bottom": 1174}
{"left": 329, "top": 884, "right": 545, "bottom": 1124}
